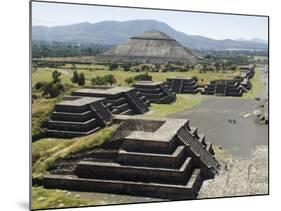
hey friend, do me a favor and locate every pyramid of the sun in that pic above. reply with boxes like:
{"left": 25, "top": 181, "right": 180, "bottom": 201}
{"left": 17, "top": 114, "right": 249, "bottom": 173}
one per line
{"left": 96, "top": 30, "right": 198, "bottom": 65}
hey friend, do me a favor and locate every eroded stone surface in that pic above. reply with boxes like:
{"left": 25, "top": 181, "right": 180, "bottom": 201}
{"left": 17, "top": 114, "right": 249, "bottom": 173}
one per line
{"left": 198, "top": 145, "right": 268, "bottom": 198}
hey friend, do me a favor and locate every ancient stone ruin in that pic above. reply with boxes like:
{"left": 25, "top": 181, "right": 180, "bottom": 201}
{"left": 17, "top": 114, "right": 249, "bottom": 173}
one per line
{"left": 47, "top": 96, "right": 112, "bottom": 138}
{"left": 134, "top": 81, "right": 176, "bottom": 104}
{"left": 201, "top": 65, "right": 255, "bottom": 97}
{"left": 201, "top": 80, "right": 245, "bottom": 97}
{"left": 96, "top": 30, "right": 198, "bottom": 65}
{"left": 40, "top": 115, "right": 221, "bottom": 199}
{"left": 166, "top": 77, "right": 199, "bottom": 94}
{"left": 72, "top": 87, "right": 150, "bottom": 115}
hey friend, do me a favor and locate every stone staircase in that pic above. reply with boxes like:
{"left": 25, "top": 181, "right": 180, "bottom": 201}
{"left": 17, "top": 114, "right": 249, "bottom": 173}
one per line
{"left": 177, "top": 127, "right": 220, "bottom": 176}
{"left": 40, "top": 116, "right": 220, "bottom": 200}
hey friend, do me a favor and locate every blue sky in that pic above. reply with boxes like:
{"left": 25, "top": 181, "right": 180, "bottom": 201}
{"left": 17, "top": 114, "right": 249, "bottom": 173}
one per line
{"left": 32, "top": 1, "right": 268, "bottom": 41}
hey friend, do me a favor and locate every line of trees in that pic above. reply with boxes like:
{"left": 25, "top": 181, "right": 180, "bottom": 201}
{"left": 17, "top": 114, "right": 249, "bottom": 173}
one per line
{"left": 32, "top": 41, "right": 111, "bottom": 58}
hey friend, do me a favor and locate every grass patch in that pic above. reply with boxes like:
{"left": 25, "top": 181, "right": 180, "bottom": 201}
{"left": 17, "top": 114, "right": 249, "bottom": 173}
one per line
{"left": 32, "top": 125, "right": 117, "bottom": 178}
{"left": 145, "top": 94, "right": 202, "bottom": 117}
{"left": 32, "top": 186, "right": 95, "bottom": 210}
{"left": 32, "top": 98, "right": 56, "bottom": 137}
{"left": 32, "top": 68, "right": 72, "bottom": 86}
{"left": 242, "top": 67, "right": 264, "bottom": 99}
{"left": 212, "top": 144, "right": 233, "bottom": 160}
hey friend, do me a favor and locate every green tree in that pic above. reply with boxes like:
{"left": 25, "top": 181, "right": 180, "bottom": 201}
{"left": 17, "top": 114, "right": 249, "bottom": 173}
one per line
{"left": 78, "top": 73, "right": 85, "bottom": 86}
{"left": 71, "top": 70, "right": 79, "bottom": 83}
{"left": 52, "top": 70, "right": 61, "bottom": 83}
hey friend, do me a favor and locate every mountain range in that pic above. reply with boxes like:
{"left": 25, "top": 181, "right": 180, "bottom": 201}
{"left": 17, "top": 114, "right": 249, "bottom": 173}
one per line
{"left": 32, "top": 19, "right": 268, "bottom": 51}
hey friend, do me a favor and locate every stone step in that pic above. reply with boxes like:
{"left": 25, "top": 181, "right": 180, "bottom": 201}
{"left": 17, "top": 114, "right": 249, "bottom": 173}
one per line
{"left": 136, "top": 87, "right": 162, "bottom": 94}
{"left": 122, "top": 135, "right": 178, "bottom": 154}
{"left": 141, "top": 92, "right": 166, "bottom": 98}
{"left": 112, "top": 103, "right": 131, "bottom": 114}
{"left": 51, "top": 110, "right": 94, "bottom": 122}
{"left": 148, "top": 96, "right": 174, "bottom": 104}
{"left": 48, "top": 117, "right": 98, "bottom": 132}
{"left": 119, "top": 108, "right": 134, "bottom": 115}
{"left": 117, "top": 145, "right": 187, "bottom": 168}
{"left": 47, "top": 126, "right": 101, "bottom": 138}
{"left": 106, "top": 97, "right": 127, "bottom": 107}
{"left": 54, "top": 104, "right": 90, "bottom": 113}
{"left": 74, "top": 156, "right": 194, "bottom": 184}
{"left": 42, "top": 168, "right": 203, "bottom": 199}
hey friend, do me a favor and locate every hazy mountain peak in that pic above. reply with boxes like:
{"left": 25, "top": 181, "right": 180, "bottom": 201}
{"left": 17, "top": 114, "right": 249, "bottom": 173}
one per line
{"left": 32, "top": 19, "right": 268, "bottom": 50}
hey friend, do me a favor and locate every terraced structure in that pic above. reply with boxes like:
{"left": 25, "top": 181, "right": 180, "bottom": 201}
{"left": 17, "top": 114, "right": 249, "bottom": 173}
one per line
{"left": 201, "top": 80, "right": 244, "bottom": 97}
{"left": 39, "top": 115, "right": 221, "bottom": 199}
{"left": 96, "top": 30, "right": 198, "bottom": 65}
{"left": 47, "top": 96, "right": 112, "bottom": 138}
{"left": 166, "top": 77, "right": 199, "bottom": 94}
{"left": 134, "top": 81, "right": 176, "bottom": 104}
{"left": 72, "top": 87, "right": 150, "bottom": 115}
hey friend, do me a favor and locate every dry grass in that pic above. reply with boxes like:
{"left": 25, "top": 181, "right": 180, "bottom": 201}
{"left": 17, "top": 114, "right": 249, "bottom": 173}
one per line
{"left": 32, "top": 125, "right": 117, "bottom": 178}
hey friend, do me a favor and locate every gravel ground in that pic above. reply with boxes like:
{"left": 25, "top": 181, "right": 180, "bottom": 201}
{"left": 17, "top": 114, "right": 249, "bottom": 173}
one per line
{"left": 170, "top": 96, "right": 268, "bottom": 158}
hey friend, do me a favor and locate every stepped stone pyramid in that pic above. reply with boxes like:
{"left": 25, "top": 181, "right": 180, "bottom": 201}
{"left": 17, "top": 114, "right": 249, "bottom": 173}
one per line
{"left": 47, "top": 87, "right": 150, "bottom": 137}
{"left": 201, "top": 80, "right": 244, "bottom": 97}
{"left": 47, "top": 96, "right": 112, "bottom": 138}
{"left": 134, "top": 81, "right": 176, "bottom": 104}
{"left": 40, "top": 115, "right": 221, "bottom": 199}
{"left": 166, "top": 77, "right": 199, "bottom": 94}
{"left": 96, "top": 30, "right": 197, "bottom": 65}
{"left": 72, "top": 87, "right": 150, "bottom": 115}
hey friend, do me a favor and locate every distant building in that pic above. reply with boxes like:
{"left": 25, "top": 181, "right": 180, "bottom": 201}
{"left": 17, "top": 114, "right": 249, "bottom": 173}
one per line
{"left": 96, "top": 30, "right": 198, "bottom": 65}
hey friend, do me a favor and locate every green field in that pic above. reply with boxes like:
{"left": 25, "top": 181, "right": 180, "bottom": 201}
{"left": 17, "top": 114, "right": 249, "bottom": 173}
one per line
{"left": 145, "top": 94, "right": 202, "bottom": 117}
{"left": 241, "top": 67, "right": 264, "bottom": 99}
{"left": 32, "top": 65, "right": 239, "bottom": 87}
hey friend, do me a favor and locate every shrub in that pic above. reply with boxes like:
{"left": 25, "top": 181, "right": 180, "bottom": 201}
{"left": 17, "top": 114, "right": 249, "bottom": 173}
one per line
{"left": 133, "top": 72, "right": 152, "bottom": 81}
{"left": 42, "top": 82, "right": 64, "bottom": 98}
{"left": 125, "top": 77, "right": 133, "bottom": 84}
{"left": 91, "top": 74, "right": 116, "bottom": 86}
{"left": 109, "top": 63, "right": 118, "bottom": 70}
{"left": 34, "top": 81, "right": 47, "bottom": 91}
{"left": 192, "top": 76, "right": 198, "bottom": 82}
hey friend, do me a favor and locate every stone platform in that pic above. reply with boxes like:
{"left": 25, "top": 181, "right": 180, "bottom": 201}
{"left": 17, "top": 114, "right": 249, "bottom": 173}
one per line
{"left": 201, "top": 80, "right": 244, "bottom": 97}
{"left": 72, "top": 87, "right": 150, "bottom": 115}
{"left": 39, "top": 116, "right": 220, "bottom": 199}
{"left": 47, "top": 96, "right": 112, "bottom": 138}
{"left": 166, "top": 77, "right": 199, "bottom": 94}
{"left": 134, "top": 81, "right": 176, "bottom": 104}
